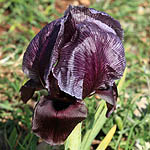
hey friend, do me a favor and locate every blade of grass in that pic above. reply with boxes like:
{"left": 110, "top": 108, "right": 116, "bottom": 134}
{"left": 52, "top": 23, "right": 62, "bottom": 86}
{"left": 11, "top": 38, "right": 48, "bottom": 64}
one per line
{"left": 26, "top": 133, "right": 34, "bottom": 150}
{"left": 96, "top": 125, "right": 117, "bottom": 150}
{"left": 81, "top": 101, "right": 107, "bottom": 150}
{"left": 117, "top": 67, "right": 127, "bottom": 94}
{"left": 125, "top": 126, "right": 135, "bottom": 150}
{"left": 125, "top": 121, "right": 141, "bottom": 150}
{"left": 81, "top": 101, "right": 106, "bottom": 150}
{"left": 8, "top": 127, "right": 18, "bottom": 149}
{"left": 115, "top": 110, "right": 129, "bottom": 150}
{"left": 115, "top": 116, "right": 123, "bottom": 131}
{"left": 65, "top": 122, "right": 82, "bottom": 150}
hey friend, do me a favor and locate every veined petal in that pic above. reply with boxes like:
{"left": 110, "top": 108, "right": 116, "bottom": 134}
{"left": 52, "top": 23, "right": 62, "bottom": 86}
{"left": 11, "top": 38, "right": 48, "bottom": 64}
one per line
{"left": 22, "top": 5, "right": 125, "bottom": 101}
{"left": 22, "top": 19, "right": 61, "bottom": 83}
{"left": 64, "top": 5, "right": 123, "bottom": 40}
{"left": 45, "top": 6, "right": 123, "bottom": 95}
{"left": 32, "top": 96, "right": 87, "bottom": 145}
{"left": 53, "top": 21, "right": 125, "bottom": 99}
{"left": 45, "top": 11, "right": 77, "bottom": 89}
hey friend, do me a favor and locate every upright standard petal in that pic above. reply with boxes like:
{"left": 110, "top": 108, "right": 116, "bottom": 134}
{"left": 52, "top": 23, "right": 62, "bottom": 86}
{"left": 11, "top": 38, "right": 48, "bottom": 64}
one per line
{"left": 64, "top": 5, "right": 123, "bottom": 40}
{"left": 53, "top": 21, "right": 126, "bottom": 100}
{"left": 32, "top": 96, "right": 87, "bottom": 145}
{"left": 22, "top": 19, "right": 61, "bottom": 84}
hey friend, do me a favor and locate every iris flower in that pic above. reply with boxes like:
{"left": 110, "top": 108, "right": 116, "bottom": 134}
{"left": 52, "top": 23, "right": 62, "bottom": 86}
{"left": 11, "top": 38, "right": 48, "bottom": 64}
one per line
{"left": 20, "top": 5, "right": 126, "bottom": 145}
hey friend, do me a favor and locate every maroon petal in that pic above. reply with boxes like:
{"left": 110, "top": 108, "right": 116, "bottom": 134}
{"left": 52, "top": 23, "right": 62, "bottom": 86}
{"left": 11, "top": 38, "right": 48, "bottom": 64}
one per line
{"left": 32, "top": 96, "right": 87, "bottom": 145}
{"left": 22, "top": 19, "right": 61, "bottom": 83}
{"left": 64, "top": 5, "right": 123, "bottom": 40}
{"left": 20, "top": 79, "right": 43, "bottom": 103}
{"left": 20, "top": 85, "right": 35, "bottom": 103}
{"left": 95, "top": 83, "right": 118, "bottom": 117}
{"left": 22, "top": 5, "right": 125, "bottom": 100}
{"left": 45, "top": 11, "right": 77, "bottom": 89}
{"left": 45, "top": 6, "right": 124, "bottom": 95}
{"left": 53, "top": 21, "right": 125, "bottom": 99}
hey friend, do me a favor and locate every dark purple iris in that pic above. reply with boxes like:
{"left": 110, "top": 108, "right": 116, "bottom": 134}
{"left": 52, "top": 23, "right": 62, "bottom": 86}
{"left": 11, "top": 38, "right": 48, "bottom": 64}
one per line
{"left": 20, "top": 5, "right": 126, "bottom": 145}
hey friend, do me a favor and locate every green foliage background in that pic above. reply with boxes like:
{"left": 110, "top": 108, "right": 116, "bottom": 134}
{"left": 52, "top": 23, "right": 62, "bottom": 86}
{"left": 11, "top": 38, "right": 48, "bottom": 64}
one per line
{"left": 0, "top": 0, "right": 150, "bottom": 149}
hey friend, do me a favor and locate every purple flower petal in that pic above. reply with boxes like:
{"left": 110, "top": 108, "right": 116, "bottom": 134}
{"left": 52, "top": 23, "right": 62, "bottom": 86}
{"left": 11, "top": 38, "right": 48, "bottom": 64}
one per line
{"left": 22, "top": 19, "right": 61, "bottom": 84}
{"left": 20, "top": 79, "right": 43, "bottom": 103}
{"left": 45, "top": 5, "right": 124, "bottom": 92}
{"left": 64, "top": 5, "right": 123, "bottom": 40}
{"left": 53, "top": 21, "right": 125, "bottom": 99}
{"left": 20, "top": 85, "right": 35, "bottom": 103}
{"left": 95, "top": 83, "right": 118, "bottom": 117}
{"left": 22, "top": 5, "right": 125, "bottom": 101}
{"left": 32, "top": 96, "right": 87, "bottom": 145}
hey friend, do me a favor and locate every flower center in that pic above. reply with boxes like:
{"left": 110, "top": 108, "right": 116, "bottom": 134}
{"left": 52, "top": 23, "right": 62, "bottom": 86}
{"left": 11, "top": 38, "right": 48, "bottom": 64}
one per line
{"left": 52, "top": 100, "right": 71, "bottom": 111}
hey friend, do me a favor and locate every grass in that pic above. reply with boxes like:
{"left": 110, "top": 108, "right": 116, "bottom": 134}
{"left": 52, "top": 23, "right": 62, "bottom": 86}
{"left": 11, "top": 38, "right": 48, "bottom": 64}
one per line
{"left": 0, "top": 0, "right": 150, "bottom": 149}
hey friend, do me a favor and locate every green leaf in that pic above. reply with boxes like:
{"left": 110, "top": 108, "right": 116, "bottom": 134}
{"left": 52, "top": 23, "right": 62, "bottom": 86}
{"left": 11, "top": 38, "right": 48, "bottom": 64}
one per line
{"left": 117, "top": 67, "right": 127, "bottom": 94}
{"left": 65, "top": 123, "right": 82, "bottom": 150}
{"left": 96, "top": 125, "right": 116, "bottom": 150}
{"left": 0, "top": 101, "right": 13, "bottom": 111}
{"left": 81, "top": 101, "right": 107, "bottom": 150}
{"left": 115, "top": 116, "right": 123, "bottom": 131}
{"left": 8, "top": 127, "right": 18, "bottom": 149}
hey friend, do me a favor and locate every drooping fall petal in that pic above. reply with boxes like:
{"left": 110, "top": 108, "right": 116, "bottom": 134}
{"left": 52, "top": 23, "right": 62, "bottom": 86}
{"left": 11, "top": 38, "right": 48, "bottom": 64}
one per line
{"left": 32, "top": 96, "right": 87, "bottom": 145}
{"left": 20, "top": 79, "right": 43, "bottom": 103}
{"left": 95, "top": 83, "right": 118, "bottom": 117}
